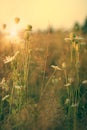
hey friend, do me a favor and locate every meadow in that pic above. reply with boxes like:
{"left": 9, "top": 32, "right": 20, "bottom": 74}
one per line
{"left": 0, "top": 23, "right": 87, "bottom": 130}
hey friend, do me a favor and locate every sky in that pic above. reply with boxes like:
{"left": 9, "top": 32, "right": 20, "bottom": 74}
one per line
{"left": 0, "top": 0, "right": 87, "bottom": 31}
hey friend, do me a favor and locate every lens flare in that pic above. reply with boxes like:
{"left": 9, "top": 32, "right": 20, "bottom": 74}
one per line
{"left": 10, "top": 30, "right": 17, "bottom": 37}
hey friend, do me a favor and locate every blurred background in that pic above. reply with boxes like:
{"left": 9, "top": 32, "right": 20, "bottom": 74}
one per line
{"left": 0, "top": 0, "right": 87, "bottom": 31}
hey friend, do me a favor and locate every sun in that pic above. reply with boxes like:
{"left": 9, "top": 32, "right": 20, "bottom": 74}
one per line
{"left": 3, "top": 27, "right": 20, "bottom": 44}
{"left": 3, "top": 23, "right": 22, "bottom": 43}
{"left": 10, "top": 30, "right": 17, "bottom": 37}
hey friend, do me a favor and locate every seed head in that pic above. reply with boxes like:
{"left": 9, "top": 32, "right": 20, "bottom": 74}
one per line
{"left": 2, "top": 24, "right": 7, "bottom": 29}
{"left": 26, "top": 25, "right": 32, "bottom": 31}
{"left": 15, "top": 17, "right": 20, "bottom": 24}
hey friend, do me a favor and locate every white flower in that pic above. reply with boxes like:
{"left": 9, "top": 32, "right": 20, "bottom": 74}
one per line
{"left": 14, "top": 85, "right": 22, "bottom": 90}
{"left": 64, "top": 38, "right": 71, "bottom": 42}
{"left": 71, "top": 102, "right": 79, "bottom": 107}
{"left": 64, "top": 83, "right": 71, "bottom": 87}
{"left": 75, "top": 36, "right": 84, "bottom": 40}
{"left": 51, "top": 65, "right": 62, "bottom": 71}
{"left": 68, "top": 77, "right": 74, "bottom": 83}
{"left": 65, "top": 98, "right": 70, "bottom": 104}
{"left": 14, "top": 51, "right": 19, "bottom": 57}
{"left": 3, "top": 51, "right": 19, "bottom": 64}
{"left": 4, "top": 56, "right": 13, "bottom": 63}
{"left": 65, "top": 33, "right": 84, "bottom": 42}
{"left": 2, "top": 95, "right": 9, "bottom": 101}
{"left": 52, "top": 78, "right": 58, "bottom": 84}
{"left": 0, "top": 78, "right": 5, "bottom": 85}
{"left": 82, "top": 80, "right": 87, "bottom": 84}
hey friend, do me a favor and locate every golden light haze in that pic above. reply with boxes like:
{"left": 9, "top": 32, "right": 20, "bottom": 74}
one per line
{"left": 0, "top": 0, "right": 87, "bottom": 30}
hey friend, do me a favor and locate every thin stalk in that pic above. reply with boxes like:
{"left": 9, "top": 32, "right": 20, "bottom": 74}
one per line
{"left": 0, "top": 101, "right": 3, "bottom": 119}
{"left": 9, "top": 87, "right": 14, "bottom": 113}
{"left": 40, "top": 70, "right": 56, "bottom": 99}
{"left": 73, "top": 43, "right": 80, "bottom": 130}
{"left": 24, "top": 39, "right": 31, "bottom": 103}
{"left": 70, "top": 44, "right": 73, "bottom": 63}
{"left": 41, "top": 33, "right": 49, "bottom": 94}
{"left": 73, "top": 107, "right": 77, "bottom": 130}
{"left": 67, "top": 106, "right": 71, "bottom": 130}
{"left": 18, "top": 90, "right": 21, "bottom": 111}
{"left": 64, "top": 69, "right": 68, "bottom": 84}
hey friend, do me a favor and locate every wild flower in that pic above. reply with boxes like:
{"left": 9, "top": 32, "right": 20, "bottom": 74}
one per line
{"left": 71, "top": 102, "right": 79, "bottom": 108}
{"left": 0, "top": 78, "right": 5, "bottom": 85}
{"left": 64, "top": 38, "right": 71, "bottom": 42}
{"left": 14, "top": 85, "right": 22, "bottom": 90}
{"left": 70, "top": 32, "right": 76, "bottom": 40}
{"left": 74, "top": 36, "right": 84, "bottom": 41}
{"left": 64, "top": 83, "right": 71, "bottom": 87}
{"left": 0, "top": 78, "right": 9, "bottom": 91}
{"left": 82, "top": 80, "right": 87, "bottom": 84}
{"left": 68, "top": 77, "right": 74, "bottom": 83}
{"left": 65, "top": 98, "right": 70, "bottom": 104}
{"left": 51, "top": 65, "right": 62, "bottom": 71}
{"left": 64, "top": 33, "right": 76, "bottom": 41}
{"left": 2, "top": 95, "right": 9, "bottom": 101}
{"left": 52, "top": 77, "right": 58, "bottom": 84}
{"left": 65, "top": 33, "right": 84, "bottom": 42}
{"left": 3, "top": 51, "right": 19, "bottom": 64}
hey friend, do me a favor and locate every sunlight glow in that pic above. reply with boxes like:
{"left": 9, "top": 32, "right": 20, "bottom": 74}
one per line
{"left": 6, "top": 26, "right": 20, "bottom": 44}
{"left": 10, "top": 30, "right": 17, "bottom": 38}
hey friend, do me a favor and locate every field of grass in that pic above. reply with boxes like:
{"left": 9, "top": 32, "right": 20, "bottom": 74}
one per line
{"left": 0, "top": 27, "right": 87, "bottom": 130}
